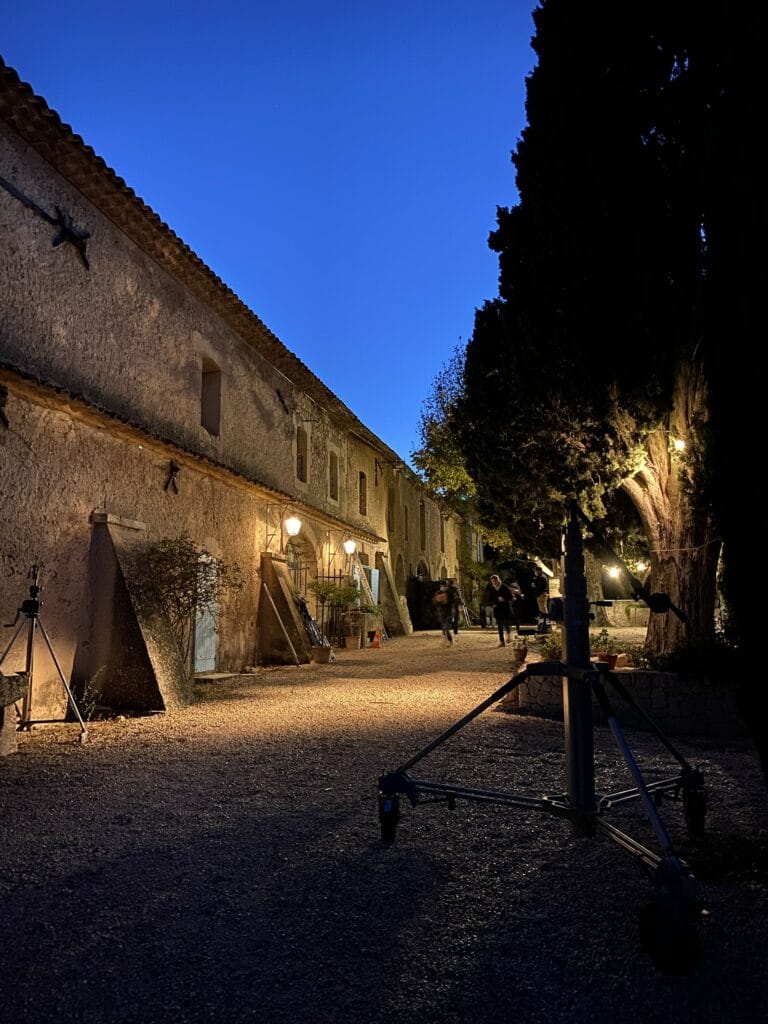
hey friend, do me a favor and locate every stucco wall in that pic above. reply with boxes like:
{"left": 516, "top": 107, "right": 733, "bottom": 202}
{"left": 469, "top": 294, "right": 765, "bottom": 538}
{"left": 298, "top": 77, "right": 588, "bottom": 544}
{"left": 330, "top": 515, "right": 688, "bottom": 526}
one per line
{"left": 1, "top": 93, "right": 475, "bottom": 719}
{"left": 0, "top": 393, "right": 263, "bottom": 715}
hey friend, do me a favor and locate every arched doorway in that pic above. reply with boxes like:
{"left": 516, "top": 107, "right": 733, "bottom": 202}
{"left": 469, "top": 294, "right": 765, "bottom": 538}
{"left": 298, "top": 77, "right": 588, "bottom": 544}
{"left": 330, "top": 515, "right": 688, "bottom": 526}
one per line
{"left": 285, "top": 535, "right": 318, "bottom": 601}
{"left": 406, "top": 559, "right": 436, "bottom": 630}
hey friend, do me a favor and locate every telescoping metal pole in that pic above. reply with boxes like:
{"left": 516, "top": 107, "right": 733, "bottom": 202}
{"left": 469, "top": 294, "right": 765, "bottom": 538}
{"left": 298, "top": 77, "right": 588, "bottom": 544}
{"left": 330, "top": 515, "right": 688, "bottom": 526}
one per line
{"left": 561, "top": 501, "right": 596, "bottom": 835}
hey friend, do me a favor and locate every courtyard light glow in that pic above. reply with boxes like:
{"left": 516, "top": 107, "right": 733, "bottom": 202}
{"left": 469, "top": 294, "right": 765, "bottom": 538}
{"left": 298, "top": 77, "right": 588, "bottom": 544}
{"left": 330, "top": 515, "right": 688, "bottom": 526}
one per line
{"left": 284, "top": 515, "right": 302, "bottom": 537}
{"left": 607, "top": 566, "right": 621, "bottom": 579}
{"left": 673, "top": 437, "right": 686, "bottom": 451}
{"left": 343, "top": 539, "right": 357, "bottom": 555}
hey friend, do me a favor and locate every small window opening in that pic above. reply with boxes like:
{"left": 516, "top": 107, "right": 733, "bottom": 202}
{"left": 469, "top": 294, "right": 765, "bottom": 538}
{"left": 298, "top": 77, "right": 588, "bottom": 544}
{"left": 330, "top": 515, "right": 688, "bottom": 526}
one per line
{"left": 201, "top": 357, "right": 221, "bottom": 436}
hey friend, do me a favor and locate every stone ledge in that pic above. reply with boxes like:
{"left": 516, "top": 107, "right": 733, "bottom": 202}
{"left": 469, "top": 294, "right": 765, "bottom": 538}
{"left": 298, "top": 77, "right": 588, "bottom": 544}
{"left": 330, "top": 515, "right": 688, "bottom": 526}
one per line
{"left": 517, "top": 668, "right": 745, "bottom": 737}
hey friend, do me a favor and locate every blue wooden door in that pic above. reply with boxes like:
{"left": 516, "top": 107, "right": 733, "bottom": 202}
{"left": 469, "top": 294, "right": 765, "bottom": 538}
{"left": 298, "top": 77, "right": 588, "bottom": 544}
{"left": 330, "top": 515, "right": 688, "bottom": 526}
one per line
{"left": 194, "top": 602, "right": 217, "bottom": 673}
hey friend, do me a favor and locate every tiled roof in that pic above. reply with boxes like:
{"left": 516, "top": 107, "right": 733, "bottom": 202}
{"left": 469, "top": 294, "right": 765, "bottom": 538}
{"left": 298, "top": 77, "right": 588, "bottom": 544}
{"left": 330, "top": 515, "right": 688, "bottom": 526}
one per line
{"left": 0, "top": 56, "right": 402, "bottom": 464}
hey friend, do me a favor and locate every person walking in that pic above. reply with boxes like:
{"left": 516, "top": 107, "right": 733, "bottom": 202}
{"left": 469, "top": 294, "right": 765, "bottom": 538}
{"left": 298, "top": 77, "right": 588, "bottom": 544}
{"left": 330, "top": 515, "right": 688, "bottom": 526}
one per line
{"left": 488, "top": 574, "right": 514, "bottom": 646}
{"left": 448, "top": 578, "right": 463, "bottom": 639}
{"left": 481, "top": 577, "right": 496, "bottom": 629}
{"left": 509, "top": 579, "right": 524, "bottom": 632}
{"left": 532, "top": 566, "right": 550, "bottom": 633}
{"left": 433, "top": 579, "right": 460, "bottom": 646}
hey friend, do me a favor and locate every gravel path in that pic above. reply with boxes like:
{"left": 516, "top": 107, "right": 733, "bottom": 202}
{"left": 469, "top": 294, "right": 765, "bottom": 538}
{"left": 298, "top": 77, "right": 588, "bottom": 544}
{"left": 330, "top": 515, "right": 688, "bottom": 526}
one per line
{"left": 1, "top": 630, "right": 766, "bottom": 1023}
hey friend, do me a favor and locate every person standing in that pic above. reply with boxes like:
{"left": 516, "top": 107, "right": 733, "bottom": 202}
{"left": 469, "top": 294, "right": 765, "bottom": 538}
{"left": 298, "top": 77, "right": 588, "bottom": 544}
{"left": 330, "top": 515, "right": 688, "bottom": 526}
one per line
{"left": 532, "top": 566, "right": 550, "bottom": 632}
{"left": 433, "top": 579, "right": 460, "bottom": 646}
{"left": 481, "top": 577, "right": 496, "bottom": 629}
{"left": 509, "top": 580, "right": 524, "bottom": 631}
{"left": 488, "top": 574, "right": 514, "bottom": 646}
{"left": 448, "top": 578, "right": 463, "bottom": 638}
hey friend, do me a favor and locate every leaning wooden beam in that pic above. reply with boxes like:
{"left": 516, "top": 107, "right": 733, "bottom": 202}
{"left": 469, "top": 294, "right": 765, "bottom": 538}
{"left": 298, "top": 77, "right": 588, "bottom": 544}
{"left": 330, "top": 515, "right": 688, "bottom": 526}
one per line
{"left": 261, "top": 584, "right": 300, "bottom": 667}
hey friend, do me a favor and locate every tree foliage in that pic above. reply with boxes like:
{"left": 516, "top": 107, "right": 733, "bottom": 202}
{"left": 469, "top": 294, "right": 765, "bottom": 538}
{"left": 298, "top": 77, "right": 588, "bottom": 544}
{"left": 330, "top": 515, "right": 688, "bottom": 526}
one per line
{"left": 458, "top": 0, "right": 729, "bottom": 651}
{"left": 411, "top": 345, "right": 477, "bottom": 512}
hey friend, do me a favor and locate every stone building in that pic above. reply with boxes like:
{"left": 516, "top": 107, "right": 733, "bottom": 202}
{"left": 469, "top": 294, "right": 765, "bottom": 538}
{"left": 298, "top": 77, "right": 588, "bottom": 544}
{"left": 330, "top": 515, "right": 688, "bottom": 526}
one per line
{"left": 0, "top": 58, "right": 479, "bottom": 722}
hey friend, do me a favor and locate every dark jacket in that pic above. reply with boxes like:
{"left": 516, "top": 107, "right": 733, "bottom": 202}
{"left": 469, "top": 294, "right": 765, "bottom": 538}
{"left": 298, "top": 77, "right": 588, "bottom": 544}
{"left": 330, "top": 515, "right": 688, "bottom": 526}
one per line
{"left": 434, "top": 583, "right": 460, "bottom": 617}
{"left": 532, "top": 573, "right": 549, "bottom": 597}
{"left": 491, "top": 583, "right": 514, "bottom": 621}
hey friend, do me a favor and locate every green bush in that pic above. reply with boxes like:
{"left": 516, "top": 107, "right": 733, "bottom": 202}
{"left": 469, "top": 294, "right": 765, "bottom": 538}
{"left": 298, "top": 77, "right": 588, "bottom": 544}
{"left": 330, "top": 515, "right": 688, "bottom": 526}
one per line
{"left": 134, "top": 534, "right": 244, "bottom": 666}
{"left": 538, "top": 630, "right": 564, "bottom": 660}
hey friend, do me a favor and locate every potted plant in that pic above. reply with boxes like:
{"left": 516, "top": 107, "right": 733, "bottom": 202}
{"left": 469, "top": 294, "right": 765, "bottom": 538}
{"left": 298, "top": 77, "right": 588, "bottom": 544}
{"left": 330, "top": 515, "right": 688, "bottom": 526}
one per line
{"left": 333, "top": 585, "right": 365, "bottom": 646}
{"left": 590, "top": 627, "right": 622, "bottom": 669}
{"left": 307, "top": 578, "right": 362, "bottom": 648}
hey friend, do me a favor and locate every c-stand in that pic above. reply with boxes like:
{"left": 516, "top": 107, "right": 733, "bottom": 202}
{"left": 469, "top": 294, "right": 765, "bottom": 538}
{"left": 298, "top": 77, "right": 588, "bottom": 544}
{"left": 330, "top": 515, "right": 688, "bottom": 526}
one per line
{"left": 0, "top": 565, "right": 88, "bottom": 742}
{"left": 377, "top": 501, "right": 705, "bottom": 972}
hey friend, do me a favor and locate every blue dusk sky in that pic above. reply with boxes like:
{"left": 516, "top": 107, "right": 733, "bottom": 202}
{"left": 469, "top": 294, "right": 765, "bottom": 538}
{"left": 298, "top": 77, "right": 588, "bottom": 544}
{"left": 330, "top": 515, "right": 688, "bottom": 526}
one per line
{"left": 0, "top": 1, "right": 538, "bottom": 465}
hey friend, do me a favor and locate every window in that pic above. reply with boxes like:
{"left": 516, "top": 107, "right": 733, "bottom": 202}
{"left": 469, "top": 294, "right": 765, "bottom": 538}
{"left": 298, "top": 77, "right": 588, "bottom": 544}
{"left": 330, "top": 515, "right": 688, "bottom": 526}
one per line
{"left": 440, "top": 515, "right": 445, "bottom": 553}
{"left": 296, "top": 425, "right": 308, "bottom": 483}
{"left": 387, "top": 487, "right": 395, "bottom": 533}
{"left": 329, "top": 451, "right": 339, "bottom": 501}
{"left": 419, "top": 501, "right": 426, "bottom": 550}
{"left": 200, "top": 357, "right": 221, "bottom": 436}
{"left": 358, "top": 471, "right": 367, "bottom": 516}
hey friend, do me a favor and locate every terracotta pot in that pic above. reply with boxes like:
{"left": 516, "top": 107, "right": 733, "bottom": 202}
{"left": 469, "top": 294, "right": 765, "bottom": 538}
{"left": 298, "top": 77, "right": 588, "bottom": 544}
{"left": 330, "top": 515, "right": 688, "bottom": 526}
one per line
{"left": 344, "top": 634, "right": 363, "bottom": 650}
{"left": 311, "top": 645, "right": 333, "bottom": 664}
{"left": 594, "top": 653, "right": 618, "bottom": 670}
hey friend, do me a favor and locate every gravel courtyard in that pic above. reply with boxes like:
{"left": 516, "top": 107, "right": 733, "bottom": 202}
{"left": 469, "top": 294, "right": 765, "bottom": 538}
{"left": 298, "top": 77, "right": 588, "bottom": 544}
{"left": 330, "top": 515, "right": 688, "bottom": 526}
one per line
{"left": 1, "top": 629, "right": 766, "bottom": 1024}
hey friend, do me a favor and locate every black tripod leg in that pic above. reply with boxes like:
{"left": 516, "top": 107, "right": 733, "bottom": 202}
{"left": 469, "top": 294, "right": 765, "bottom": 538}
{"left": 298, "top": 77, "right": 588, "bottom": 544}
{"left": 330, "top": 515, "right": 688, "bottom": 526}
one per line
{"left": 36, "top": 618, "right": 88, "bottom": 740}
{"left": 592, "top": 674, "right": 702, "bottom": 972}
{"left": 592, "top": 675, "right": 677, "bottom": 855}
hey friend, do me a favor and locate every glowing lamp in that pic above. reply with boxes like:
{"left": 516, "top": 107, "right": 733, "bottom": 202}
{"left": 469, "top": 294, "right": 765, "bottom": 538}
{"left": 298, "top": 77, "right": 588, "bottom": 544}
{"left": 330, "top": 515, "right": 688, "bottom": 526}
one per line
{"left": 607, "top": 566, "right": 620, "bottom": 579}
{"left": 284, "top": 515, "right": 302, "bottom": 537}
{"left": 673, "top": 437, "right": 686, "bottom": 452}
{"left": 343, "top": 539, "right": 357, "bottom": 555}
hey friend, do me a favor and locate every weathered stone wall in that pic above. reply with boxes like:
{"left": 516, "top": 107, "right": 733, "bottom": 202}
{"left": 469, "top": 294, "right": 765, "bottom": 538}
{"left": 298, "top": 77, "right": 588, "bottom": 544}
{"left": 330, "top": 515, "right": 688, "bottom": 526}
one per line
{"left": 0, "top": 81, "right": 476, "bottom": 721}
{"left": 0, "top": 394, "right": 266, "bottom": 715}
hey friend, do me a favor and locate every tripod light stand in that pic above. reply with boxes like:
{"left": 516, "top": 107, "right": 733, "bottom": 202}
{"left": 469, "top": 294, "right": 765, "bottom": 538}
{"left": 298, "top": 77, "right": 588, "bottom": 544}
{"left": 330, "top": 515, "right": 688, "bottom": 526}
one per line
{"left": 377, "top": 501, "right": 705, "bottom": 972}
{"left": 0, "top": 565, "right": 88, "bottom": 742}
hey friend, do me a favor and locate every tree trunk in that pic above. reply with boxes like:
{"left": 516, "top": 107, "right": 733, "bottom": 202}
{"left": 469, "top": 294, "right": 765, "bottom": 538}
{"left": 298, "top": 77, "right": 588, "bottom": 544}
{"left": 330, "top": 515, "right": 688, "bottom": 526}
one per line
{"left": 584, "top": 550, "right": 611, "bottom": 626}
{"left": 621, "top": 363, "right": 720, "bottom": 654}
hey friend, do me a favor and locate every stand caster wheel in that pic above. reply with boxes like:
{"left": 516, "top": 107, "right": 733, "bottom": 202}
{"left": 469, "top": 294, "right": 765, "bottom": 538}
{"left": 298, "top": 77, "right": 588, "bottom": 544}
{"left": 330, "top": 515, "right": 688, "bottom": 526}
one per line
{"left": 639, "top": 899, "right": 701, "bottom": 974}
{"left": 378, "top": 793, "right": 400, "bottom": 842}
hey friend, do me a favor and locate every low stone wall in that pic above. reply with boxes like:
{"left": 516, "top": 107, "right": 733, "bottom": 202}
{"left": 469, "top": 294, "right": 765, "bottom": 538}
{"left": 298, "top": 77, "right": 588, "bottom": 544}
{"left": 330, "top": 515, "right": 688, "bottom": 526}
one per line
{"left": 515, "top": 667, "right": 745, "bottom": 737}
{"left": 602, "top": 600, "right": 650, "bottom": 628}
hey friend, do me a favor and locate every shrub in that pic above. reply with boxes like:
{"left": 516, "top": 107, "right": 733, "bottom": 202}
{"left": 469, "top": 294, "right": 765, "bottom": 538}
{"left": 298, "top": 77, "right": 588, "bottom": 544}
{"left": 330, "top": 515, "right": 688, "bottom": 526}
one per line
{"left": 645, "top": 637, "right": 740, "bottom": 680}
{"left": 134, "top": 534, "right": 244, "bottom": 666}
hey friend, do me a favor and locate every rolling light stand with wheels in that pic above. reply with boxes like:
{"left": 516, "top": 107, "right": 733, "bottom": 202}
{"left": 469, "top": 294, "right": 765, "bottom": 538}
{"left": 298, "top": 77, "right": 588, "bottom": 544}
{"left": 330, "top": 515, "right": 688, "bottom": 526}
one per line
{"left": 377, "top": 501, "right": 706, "bottom": 973}
{"left": 0, "top": 565, "right": 88, "bottom": 743}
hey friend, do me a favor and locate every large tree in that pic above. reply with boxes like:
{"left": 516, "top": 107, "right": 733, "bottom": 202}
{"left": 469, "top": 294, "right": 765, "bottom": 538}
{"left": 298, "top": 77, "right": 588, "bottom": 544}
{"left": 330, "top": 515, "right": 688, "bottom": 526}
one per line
{"left": 461, "top": 0, "right": 733, "bottom": 653}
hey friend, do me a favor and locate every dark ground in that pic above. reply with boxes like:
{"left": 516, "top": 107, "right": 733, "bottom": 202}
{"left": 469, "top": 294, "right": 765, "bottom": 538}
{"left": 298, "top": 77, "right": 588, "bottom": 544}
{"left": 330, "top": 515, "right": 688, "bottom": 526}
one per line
{"left": 1, "top": 629, "right": 766, "bottom": 1023}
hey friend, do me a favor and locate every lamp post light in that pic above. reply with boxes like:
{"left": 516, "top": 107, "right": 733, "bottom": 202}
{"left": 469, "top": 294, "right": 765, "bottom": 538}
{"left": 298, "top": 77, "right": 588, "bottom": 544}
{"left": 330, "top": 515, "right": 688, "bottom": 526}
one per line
{"left": 284, "top": 515, "right": 302, "bottom": 539}
{"left": 343, "top": 538, "right": 357, "bottom": 574}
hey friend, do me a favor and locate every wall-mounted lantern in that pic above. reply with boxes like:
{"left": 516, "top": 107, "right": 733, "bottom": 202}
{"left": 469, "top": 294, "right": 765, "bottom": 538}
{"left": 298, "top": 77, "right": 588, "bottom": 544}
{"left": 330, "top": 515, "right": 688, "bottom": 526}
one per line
{"left": 285, "top": 515, "right": 302, "bottom": 538}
